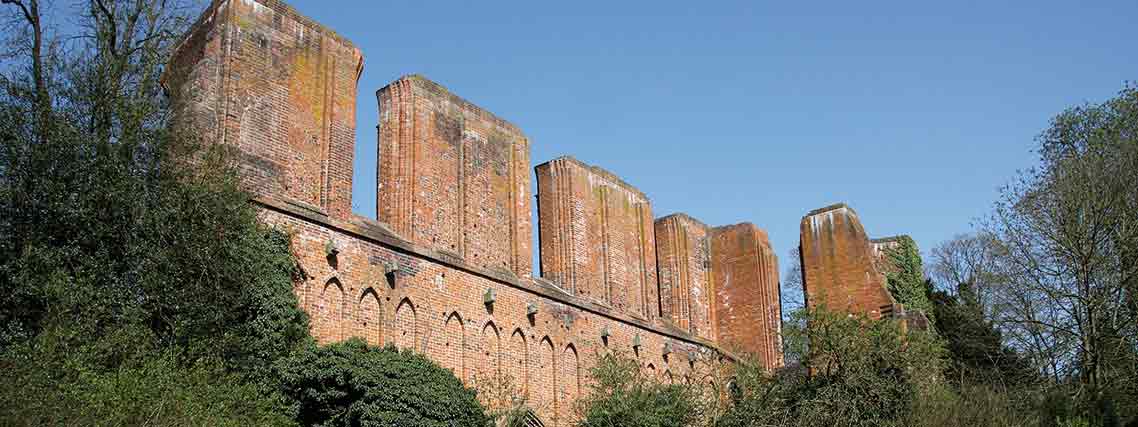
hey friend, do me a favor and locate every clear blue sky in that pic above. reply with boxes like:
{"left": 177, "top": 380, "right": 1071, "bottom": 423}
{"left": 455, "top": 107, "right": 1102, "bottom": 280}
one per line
{"left": 286, "top": 0, "right": 1136, "bottom": 279}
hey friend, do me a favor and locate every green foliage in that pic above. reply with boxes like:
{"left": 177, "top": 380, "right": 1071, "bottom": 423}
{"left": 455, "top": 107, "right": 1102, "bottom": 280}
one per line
{"left": 882, "top": 236, "right": 935, "bottom": 322}
{"left": 719, "top": 306, "right": 944, "bottom": 427}
{"left": 0, "top": 324, "right": 295, "bottom": 427}
{"left": 1, "top": 2, "right": 313, "bottom": 424}
{"left": 905, "top": 384, "right": 1038, "bottom": 427}
{"left": 278, "top": 339, "right": 489, "bottom": 427}
{"left": 927, "top": 280, "right": 1036, "bottom": 387}
{"left": 576, "top": 351, "right": 706, "bottom": 427}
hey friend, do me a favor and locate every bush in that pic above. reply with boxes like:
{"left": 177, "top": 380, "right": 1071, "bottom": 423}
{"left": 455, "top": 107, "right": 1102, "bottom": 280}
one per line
{"left": 906, "top": 384, "right": 1038, "bottom": 427}
{"left": 575, "top": 351, "right": 706, "bottom": 427}
{"left": 278, "top": 339, "right": 489, "bottom": 427}
{"left": 0, "top": 325, "right": 294, "bottom": 427}
{"left": 719, "top": 306, "right": 944, "bottom": 427}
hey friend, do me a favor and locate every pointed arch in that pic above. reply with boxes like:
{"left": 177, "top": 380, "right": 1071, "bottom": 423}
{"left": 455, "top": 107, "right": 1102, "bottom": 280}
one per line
{"left": 646, "top": 363, "right": 657, "bottom": 379}
{"left": 664, "top": 369, "right": 674, "bottom": 384}
{"left": 394, "top": 298, "right": 417, "bottom": 351}
{"left": 558, "top": 344, "right": 580, "bottom": 423}
{"left": 509, "top": 328, "right": 528, "bottom": 398}
{"left": 477, "top": 321, "right": 501, "bottom": 383}
{"left": 442, "top": 311, "right": 465, "bottom": 380}
{"left": 536, "top": 337, "right": 556, "bottom": 426}
{"left": 317, "top": 278, "right": 345, "bottom": 342}
{"left": 356, "top": 288, "right": 382, "bottom": 346}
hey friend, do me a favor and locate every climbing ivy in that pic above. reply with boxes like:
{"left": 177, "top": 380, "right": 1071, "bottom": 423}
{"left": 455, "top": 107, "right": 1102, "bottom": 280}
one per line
{"left": 882, "top": 236, "right": 935, "bottom": 324}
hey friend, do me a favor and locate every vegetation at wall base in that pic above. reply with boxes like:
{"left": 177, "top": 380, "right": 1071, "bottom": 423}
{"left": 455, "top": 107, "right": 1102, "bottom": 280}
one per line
{"left": 278, "top": 339, "right": 490, "bottom": 427}
{"left": 575, "top": 351, "right": 708, "bottom": 427}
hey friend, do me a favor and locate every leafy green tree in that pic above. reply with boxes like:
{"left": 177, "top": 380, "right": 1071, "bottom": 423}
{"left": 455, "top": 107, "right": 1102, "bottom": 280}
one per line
{"left": 0, "top": 0, "right": 310, "bottom": 380}
{"left": 0, "top": 2, "right": 314, "bottom": 425}
{"left": 278, "top": 339, "right": 489, "bottom": 427}
{"left": 927, "top": 279, "right": 1035, "bottom": 388}
{"left": 575, "top": 351, "right": 706, "bottom": 427}
{"left": 0, "top": 325, "right": 295, "bottom": 427}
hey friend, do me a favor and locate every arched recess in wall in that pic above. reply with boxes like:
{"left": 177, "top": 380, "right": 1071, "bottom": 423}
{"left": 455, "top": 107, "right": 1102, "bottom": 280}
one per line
{"left": 646, "top": 363, "right": 657, "bottom": 379}
{"left": 509, "top": 328, "right": 528, "bottom": 398}
{"left": 664, "top": 370, "right": 674, "bottom": 384}
{"left": 318, "top": 278, "right": 345, "bottom": 342}
{"left": 443, "top": 312, "right": 465, "bottom": 381}
{"left": 478, "top": 321, "right": 501, "bottom": 384}
{"left": 536, "top": 337, "right": 556, "bottom": 426}
{"left": 394, "top": 298, "right": 417, "bottom": 351}
{"left": 558, "top": 344, "right": 580, "bottom": 424}
{"left": 357, "top": 288, "right": 382, "bottom": 346}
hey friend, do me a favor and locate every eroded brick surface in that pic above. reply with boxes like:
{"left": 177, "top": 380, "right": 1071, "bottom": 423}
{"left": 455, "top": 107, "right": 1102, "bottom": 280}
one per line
{"left": 535, "top": 157, "right": 657, "bottom": 320}
{"left": 799, "top": 204, "right": 897, "bottom": 319}
{"left": 168, "top": 2, "right": 784, "bottom": 424}
{"left": 377, "top": 76, "right": 532, "bottom": 279}
{"left": 711, "top": 223, "right": 784, "bottom": 371}
{"left": 655, "top": 214, "right": 714, "bottom": 340}
{"left": 168, "top": 0, "right": 362, "bottom": 220}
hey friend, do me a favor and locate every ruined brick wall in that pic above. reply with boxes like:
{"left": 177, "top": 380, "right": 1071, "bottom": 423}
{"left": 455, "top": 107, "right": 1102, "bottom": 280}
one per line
{"left": 259, "top": 203, "right": 716, "bottom": 427}
{"left": 799, "top": 204, "right": 898, "bottom": 319}
{"left": 655, "top": 214, "right": 714, "bottom": 340}
{"left": 168, "top": 0, "right": 362, "bottom": 220}
{"left": 376, "top": 76, "right": 532, "bottom": 279}
{"left": 535, "top": 157, "right": 658, "bottom": 319}
{"left": 170, "top": 2, "right": 770, "bottom": 425}
{"left": 711, "top": 223, "right": 783, "bottom": 371}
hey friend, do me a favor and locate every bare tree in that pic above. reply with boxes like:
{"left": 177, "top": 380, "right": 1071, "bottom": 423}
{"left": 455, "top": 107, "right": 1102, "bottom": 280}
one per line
{"left": 781, "top": 246, "right": 805, "bottom": 317}
{"left": 986, "top": 85, "right": 1138, "bottom": 404}
{"left": 930, "top": 233, "right": 1006, "bottom": 320}
{"left": 2, "top": 0, "right": 52, "bottom": 141}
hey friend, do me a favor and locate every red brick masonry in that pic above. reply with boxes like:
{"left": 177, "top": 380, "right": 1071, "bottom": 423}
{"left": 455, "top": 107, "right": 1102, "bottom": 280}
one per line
{"left": 168, "top": 0, "right": 786, "bottom": 424}
{"left": 799, "top": 204, "right": 899, "bottom": 320}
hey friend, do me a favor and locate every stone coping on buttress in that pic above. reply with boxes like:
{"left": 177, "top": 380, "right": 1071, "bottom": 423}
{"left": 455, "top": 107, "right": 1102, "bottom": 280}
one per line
{"left": 804, "top": 202, "right": 852, "bottom": 218}
{"left": 164, "top": 0, "right": 364, "bottom": 92}
{"left": 376, "top": 74, "right": 527, "bottom": 139}
{"left": 713, "top": 222, "right": 773, "bottom": 248}
{"left": 535, "top": 155, "right": 650, "bottom": 201}
{"left": 255, "top": 195, "right": 735, "bottom": 360}
{"left": 656, "top": 213, "right": 712, "bottom": 230}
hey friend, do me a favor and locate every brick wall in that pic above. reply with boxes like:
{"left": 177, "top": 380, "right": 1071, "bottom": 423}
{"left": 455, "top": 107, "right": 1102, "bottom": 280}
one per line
{"left": 258, "top": 200, "right": 719, "bottom": 427}
{"left": 376, "top": 76, "right": 532, "bottom": 279}
{"left": 168, "top": 0, "right": 362, "bottom": 220}
{"left": 799, "top": 204, "right": 898, "bottom": 320}
{"left": 711, "top": 223, "right": 784, "bottom": 371}
{"left": 655, "top": 214, "right": 714, "bottom": 340}
{"left": 535, "top": 157, "right": 658, "bottom": 320}
{"left": 168, "top": 1, "right": 791, "bottom": 424}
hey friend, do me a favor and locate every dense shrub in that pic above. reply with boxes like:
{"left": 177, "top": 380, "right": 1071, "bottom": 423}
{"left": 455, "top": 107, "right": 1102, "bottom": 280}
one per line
{"left": 0, "top": 324, "right": 295, "bottom": 427}
{"left": 278, "top": 339, "right": 489, "bottom": 427}
{"left": 575, "top": 351, "right": 706, "bottom": 427}
{"left": 719, "top": 307, "right": 944, "bottom": 427}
